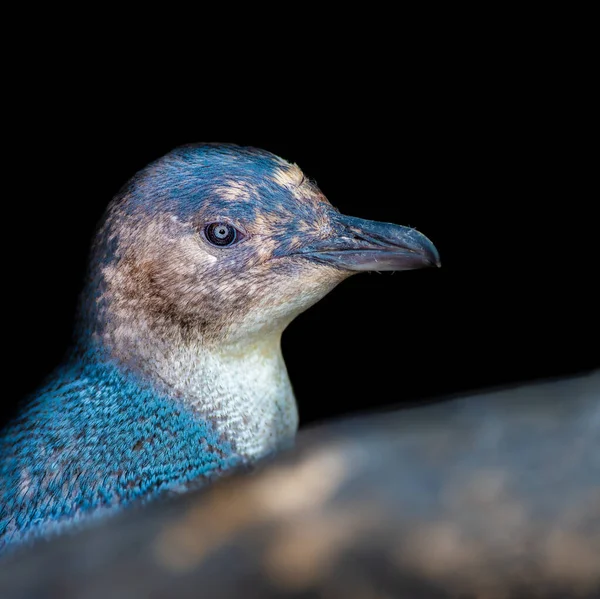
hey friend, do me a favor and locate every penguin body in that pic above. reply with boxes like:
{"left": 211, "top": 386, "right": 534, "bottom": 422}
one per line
{"left": 0, "top": 144, "right": 439, "bottom": 551}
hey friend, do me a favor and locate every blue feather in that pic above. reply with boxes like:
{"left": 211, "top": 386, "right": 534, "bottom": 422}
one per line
{"left": 0, "top": 355, "right": 241, "bottom": 551}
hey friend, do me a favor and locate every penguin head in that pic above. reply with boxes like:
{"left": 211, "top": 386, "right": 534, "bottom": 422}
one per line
{"left": 88, "top": 144, "right": 439, "bottom": 346}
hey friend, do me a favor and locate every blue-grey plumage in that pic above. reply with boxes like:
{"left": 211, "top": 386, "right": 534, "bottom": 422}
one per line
{"left": 0, "top": 144, "right": 439, "bottom": 553}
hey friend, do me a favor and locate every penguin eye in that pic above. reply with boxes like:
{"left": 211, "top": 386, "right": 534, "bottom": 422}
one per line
{"left": 204, "top": 222, "right": 241, "bottom": 247}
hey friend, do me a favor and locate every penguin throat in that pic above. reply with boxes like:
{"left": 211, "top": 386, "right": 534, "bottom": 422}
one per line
{"left": 100, "top": 326, "right": 298, "bottom": 460}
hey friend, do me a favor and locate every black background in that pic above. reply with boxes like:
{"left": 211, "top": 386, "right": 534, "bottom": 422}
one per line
{"left": 4, "top": 32, "right": 597, "bottom": 430}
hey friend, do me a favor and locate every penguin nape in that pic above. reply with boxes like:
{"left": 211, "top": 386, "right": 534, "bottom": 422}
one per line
{"left": 0, "top": 144, "right": 440, "bottom": 552}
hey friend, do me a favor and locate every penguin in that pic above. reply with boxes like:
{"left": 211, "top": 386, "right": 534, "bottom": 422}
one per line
{"left": 0, "top": 144, "right": 439, "bottom": 551}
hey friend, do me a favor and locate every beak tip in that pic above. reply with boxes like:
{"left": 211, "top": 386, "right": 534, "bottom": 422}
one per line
{"left": 424, "top": 244, "right": 441, "bottom": 269}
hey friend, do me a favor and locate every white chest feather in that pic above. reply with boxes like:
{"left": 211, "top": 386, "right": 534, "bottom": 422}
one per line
{"left": 148, "top": 335, "right": 299, "bottom": 459}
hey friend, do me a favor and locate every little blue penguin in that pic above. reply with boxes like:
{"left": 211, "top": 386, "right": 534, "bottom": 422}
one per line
{"left": 0, "top": 144, "right": 440, "bottom": 552}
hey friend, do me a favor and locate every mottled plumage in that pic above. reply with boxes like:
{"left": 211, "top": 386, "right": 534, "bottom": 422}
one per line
{"left": 0, "top": 144, "right": 439, "bottom": 553}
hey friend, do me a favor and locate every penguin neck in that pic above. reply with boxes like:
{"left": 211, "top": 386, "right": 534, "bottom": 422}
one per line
{"left": 81, "top": 318, "right": 299, "bottom": 461}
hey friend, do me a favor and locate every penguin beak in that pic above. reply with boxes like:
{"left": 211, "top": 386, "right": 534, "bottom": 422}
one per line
{"left": 299, "top": 214, "right": 441, "bottom": 272}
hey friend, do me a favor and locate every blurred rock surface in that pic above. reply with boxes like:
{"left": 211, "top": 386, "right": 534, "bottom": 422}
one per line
{"left": 1, "top": 370, "right": 598, "bottom": 599}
